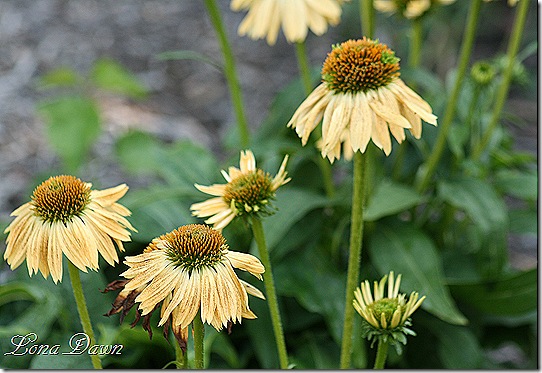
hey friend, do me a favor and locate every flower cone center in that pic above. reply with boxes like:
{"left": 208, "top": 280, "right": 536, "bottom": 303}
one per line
{"left": 160, "top": 224, "right": 226, "bottom": 271}
{"left": 223, "top": 170, "right": 273, "bottom": 214}
{"left": 322, "top": 38, "right": 401, "bottom": 93}
{"left": 31, "top": 175, "right": 91, "bottom": 223}
{"left": 368, "top": 298, "right": 399, "bottom": 326}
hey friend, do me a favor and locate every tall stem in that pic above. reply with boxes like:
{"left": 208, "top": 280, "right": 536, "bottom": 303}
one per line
{"left": 472, "top": 0, "right": 530, "bottom": 160}
{"left": 295, "top": 42, "right": 313, "bottom": 95}
{"left": 67, "top": 262, "right": 102, "bottom": 369}
{"left": 193, "top": 310, "right": 205, "bottom": 369}
{"left": 204, "top": 0, "right": 250, "bottom": 148}
{"left": 392, "top": 18, "right": 423, "bottom": 180}
{"left": 174, "top": 338, "right": 187, "bottom": 369}
{"left": 340, "top": 152, "right": 368, "bottom": 369}
{"left": 467, "top": 86, "right": 482, "bottom": 156}
{"left": 409, "top": 18, "right": 423, "bottom": 70}
{"left": 416, "top": 0, "right": 482, "bottom": 193}
{"left": 373, "top": 339, "right": 389, "bottom": 369}
{"left": 359, "top": 0, "right": 375, "bottom": 37}
{"left": 251, "top": 217, "right": 289, "bottom": 369}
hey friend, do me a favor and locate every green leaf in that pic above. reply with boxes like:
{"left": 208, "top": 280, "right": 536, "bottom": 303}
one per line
{"left": 90, "top": 58, "right": 148, "bottom": 99}
{"left": 260, "top": 188, "right": 330, "bottom": 251}
{"left": 0, "top": 282, "right": 63, "bottom": 369}
{"left": 163, "top": 140, "right": 220, "bottom": 187}
{"left": 0, "top": 282, "right": 62, "bottom": 338}
{"left": 438, "top": 177, "right": 509, "bottom": 275}
{"left": 494, "top": 169, "right": 537, "bottom": 201}
{"left": 38, "top": 96, "right": 101, "bottom": 172}
{"left": 449, "top": 268, "right": 537, "bottom": 316}
{"left": 508, "top": 207, "right": 537, "bottom": 235}
{"left": 438, "top": 177, "right": 508, "bottom": 233}
{"left": 244, "top": 298, "right": 280, "bottom": 368}
{"left": 206, "top": 329, "right": 242, "bottom": 368}
{"left": 121, "top": 185, "right": 198, "bottom": 242}
{"left": 430, "top": 322, "right": 483, "bottom": 369}
{"left": 369, "top": 221, "right": 468, "bottom": 325}
{"left": 447, "top": 123, "right": 469, "bottom": 159}
{"left": 115, "top": 130, "right": 165, "bottom": 176}
{"left": 275, "top": 247, "right": 345, "bottom": 343}
{"left": 38, "top": 67, "right": 79, "bottom": 88}
{"left": 364, "top": 180, "right": 423, "bottom": 221}
{"left": 30, "top": 339, "right": 94, "bottom": 369}
{"left": 156, "top": 50, "right": 222, "bottom": 70}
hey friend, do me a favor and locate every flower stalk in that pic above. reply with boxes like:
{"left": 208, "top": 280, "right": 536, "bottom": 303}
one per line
{"left": 416, "top": 0, "right": 482, "bottom": 193}
{"left": 360, "top": 0, "right": 375, "bottom": 37}
{"left": 174, "top": 339, "right": 187, "bottom": 369}
{"left": 373, "top": 339, "right": 389, "bottom": 369}
{"left": 203, "top": 0, "right": 250, "bottom": 148}
{"left": 472, "top": 0, "right": 530, "bottom": 160}
{"left": 409, "top": 18, "right": 423, "bottom": 70}
{"left": 193, "top": 310, "right": 205, "bottom": 369}
{"left": 68, "top": 262, "right": 102, "bottom": 369}
{"left": 340, "top": 151, "right": 368, "bottom": 369}
{"left": 251, "top": 217, "right": 289, "bottom": 369}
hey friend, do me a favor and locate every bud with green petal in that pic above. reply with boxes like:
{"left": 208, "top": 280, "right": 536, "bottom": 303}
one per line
{"left": 353, "top": 271, "right": 425, "bottom": 353}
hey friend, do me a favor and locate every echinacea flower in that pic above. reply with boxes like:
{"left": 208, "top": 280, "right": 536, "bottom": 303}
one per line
{"left": 231, "top": 0, "right": 346, "bottom": 45}
{"left": 104, "top": 224, "right": 265, "bottom": 350}
{"left": 353, "top": 271, "right": 425, "bottom": 350}
{"left": 288, "top": 38, "right": 437, "bottom": 162}
{"left": 190, "top": 150, "right": 290, "bottom": 230}
{"left": 3, "top": 175, "right": 135, "bottom": 283}
{"left": 374, "top": 0, "right": 456, "bottom": 19}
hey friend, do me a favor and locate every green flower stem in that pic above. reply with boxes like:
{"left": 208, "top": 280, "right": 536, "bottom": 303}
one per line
{"left": 463, "top": 86, "right": 483, "bottom": 158}
{"left": 67, "top": 262, "right": 102, "bottom": 370}
{"left": 416, "top": 0, "right": 482, "bottom": 193}
{"left": 251, "top": 217, "right": 289, "bottom": 369}
{"left": 409, "top": 18, "right": 423, "bottom": 69}
{"left": 204, "top": 0, "right": 250, "bottom": 148}
{"left": 193, "top": 310, "right": 205, "bottom": 369}
{"left": 295, "top": 41, "right": 313, "bottom": 95}
{"left": 472, "top": 0, "right": 530, "bottom": 160}
{"left": 360, "top": 0, "right": 375, "bottom": 37}
{"left": 392, "top": 18, "right": 423, "bottom": 180}
{"left": 340, "top": 152, "right": 368, "bottom": 369}
{"left": 174, "top": 339, "right": 187, "bottom": 369}
{"left": 295, "top": 41, "right": 336, "bottom": 199}
{"left": 373, "top": 339, "right": 389, "bottom": 369}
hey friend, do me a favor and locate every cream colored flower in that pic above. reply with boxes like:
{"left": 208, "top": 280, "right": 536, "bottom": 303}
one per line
{"left": 106, "top": 224, "right": 265, "bottom": 348}
{"left": 374, "top": 0, "right": 456, "bottom": 19}
{"left": 231, "top": 0, "right": 346, "bottom": 45}
{"left": 288, "top": 38, "right": 437, "bottom": 162}
{"left": 3, "top": 175, "right": 135, "bottom": 283}
{"left": 354, "top": 271, "right": 425, "bottom": 331}
{"left": 190, "top": 150, "right": 290, "bottom": 230}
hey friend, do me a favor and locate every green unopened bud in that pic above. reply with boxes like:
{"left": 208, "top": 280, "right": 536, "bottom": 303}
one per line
{"left": 470, "top": 61, "right": 496, "bottom": 86}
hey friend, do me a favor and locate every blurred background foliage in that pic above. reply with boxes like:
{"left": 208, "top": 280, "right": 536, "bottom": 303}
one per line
{"left": 0, "top": 0, "right": 537, "bottom": 369}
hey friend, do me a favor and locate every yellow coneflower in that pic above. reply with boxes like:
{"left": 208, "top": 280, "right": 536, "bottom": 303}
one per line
{"left": 105, "top": 224, "right": 265, "bottom": 349}
{"left": 374, "top": 0, "right": 456, "bottom": 19}
{"left": 3, "top": 175, "right": 135, "bottom": 283}
{"left": 190, "top": 150, "right": 290, "bottom": 230}
{"left": 231, "top": 0, "right": 346, "bottom": 45}
{"left": 288, "top": 38, "right": 437, "bottom": 162}
{"left": 353, "top": 271, "right": 425, "bottom": 347}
